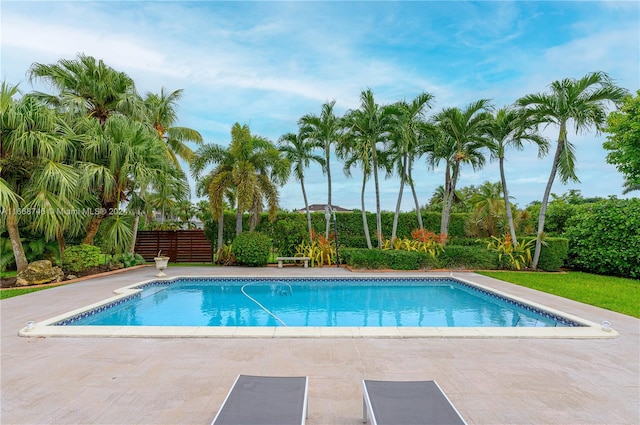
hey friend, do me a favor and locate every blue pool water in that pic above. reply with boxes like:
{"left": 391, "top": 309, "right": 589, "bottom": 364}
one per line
{"left": 59, "top": 278, "right": 580, "bottom": 327}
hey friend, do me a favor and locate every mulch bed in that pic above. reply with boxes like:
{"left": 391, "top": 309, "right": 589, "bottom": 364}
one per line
{"left": 0, "top": 265, "right": 115, "bottom": 289}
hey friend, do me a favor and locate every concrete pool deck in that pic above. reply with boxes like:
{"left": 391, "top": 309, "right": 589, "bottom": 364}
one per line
{"left": 1, "top": 266, "right": 639, "bottom": 424}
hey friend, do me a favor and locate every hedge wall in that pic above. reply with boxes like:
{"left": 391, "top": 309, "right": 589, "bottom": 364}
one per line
{"left": 204, "top": 210, "right": 470, "bottom": 253}
{"left": 565, "top": 198, "right": 640, "bottom": 278}
{"left": 521, "top": 237, "right": 569, "bottom": 271}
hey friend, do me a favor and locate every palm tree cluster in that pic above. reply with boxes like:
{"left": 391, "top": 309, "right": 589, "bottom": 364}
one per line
{"left": 2, "top": 53, "right": 627, "bottom": 274}
{"left": 270, "top": 74, "right": 626, "bottom": 269}
{"left": 1, "top": 54, "right": 202, "bottom": 272}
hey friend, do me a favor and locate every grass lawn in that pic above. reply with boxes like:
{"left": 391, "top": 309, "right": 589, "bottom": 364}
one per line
{"left": 1, "top": 286, "right": 54, "bottom": 300}
{"left": 478, "top": 271, "right": 640, "bottom": 318}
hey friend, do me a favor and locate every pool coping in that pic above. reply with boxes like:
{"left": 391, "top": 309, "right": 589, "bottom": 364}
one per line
{"left": 18, "top": 274, "right": 618, "bottom": 339}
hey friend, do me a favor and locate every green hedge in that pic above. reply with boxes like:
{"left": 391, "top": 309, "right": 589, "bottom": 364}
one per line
{"left": 521, "top": 237, "right": 569, "bottom": 271}
{"left": 231, "top": 232, "right": 272, "bottom": 267}
{"left": 204, "top": 211, "right": 471, "bottom": 252}
{"left": 439, "top": 246, "right": 498, "bottom": 270}
{"left": 565, "top": 198, "right": 640, "bottom": 278}
{"left": 340, "top": 248, "right": 437, "bottom": 270}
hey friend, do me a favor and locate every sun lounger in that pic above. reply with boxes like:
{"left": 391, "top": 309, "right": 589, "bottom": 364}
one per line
{"left": 362, "top": 379, "right": 466, "bottom": 425}
{"left": 211, "top": 375, "right": 308, "bottom": 425}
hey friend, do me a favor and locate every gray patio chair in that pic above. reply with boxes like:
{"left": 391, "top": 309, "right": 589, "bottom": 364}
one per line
{"left": 211, "top": 375, "right": 308, "bottom": 425}
{"left": 362, "top": 379, "right": 466, "bottom": 425}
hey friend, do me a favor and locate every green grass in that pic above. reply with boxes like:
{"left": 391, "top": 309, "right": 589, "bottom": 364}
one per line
{"left": 0, "top": 270, "right": 17, "bottom": 279}
{"left": 478, "top": 271, "right": 640, "bottom": 318}
{"left": 1, "top": 286, "right": 55, "bottom": 300}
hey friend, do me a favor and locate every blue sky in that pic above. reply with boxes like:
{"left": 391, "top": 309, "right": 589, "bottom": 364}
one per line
{"left": 2, "top": 1, "right": 638, "bottom": 212}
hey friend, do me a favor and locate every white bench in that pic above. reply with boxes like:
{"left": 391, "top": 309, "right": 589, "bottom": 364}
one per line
{"left": 276, "top": 256, "right": 310, "bottom": 268}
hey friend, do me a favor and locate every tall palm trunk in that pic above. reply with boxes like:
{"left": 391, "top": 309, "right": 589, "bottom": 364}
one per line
{"left": 391, "top": 153, "right": 408, "bottom": 242}
{"left": 300, "top": 177, "right": 313, "bottom": 243}
{"left": 6, "top": 209, "right": 28, "bottom": 272}
{"left": 235, "top": 209, "right": 243, "bottom": 235}
{"left": 408, "top": 164, "right": 424, "bottom": 231}
{"left": 217, "top": 211, "right": 224, "bottom": 250}
{"left": 128, "top": 212, "right": 141, "bottom": 254}
{"left": 372, "top": 148, "right": 383, "bottom": 248}
{"left": 499, "top": 156, "right": 518, "bottom": 246}
{"left": 361, "top": 174, "right": 373, "bottom": 249}
{"left": 533, "top": 123, "right": 566, "bottom": 269}
{"left": 325, "top": 145, "right": 332, "bottom": 239}
{"left": 441, "top": 163, "right": 460, "bottom": 242}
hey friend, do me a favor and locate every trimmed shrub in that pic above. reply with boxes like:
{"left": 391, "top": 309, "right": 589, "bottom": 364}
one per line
{"left": 438, "top": 246, "right": 497, "bottom": 270}
{"left": 62, "top": 244, "right": 102, "bottom": 273}
{"left": 231, "top": 232, "right": 271, "bottom": 267}
{"left": 340, "top": 248, "right": 437, "bottom": 270}
{"left": 565, "top": 198, "right": 640, "bottom": 278}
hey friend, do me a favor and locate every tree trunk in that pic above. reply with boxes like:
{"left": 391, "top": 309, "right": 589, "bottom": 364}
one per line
{"left": 441, "top": 163, "right": 459, "bottom": 243}
{"left": 57, "top": 228, "right": 66, "bottom": 259}
{"left": 235, "top": 209, "right": 243, "bottom": 235}
{"left": 372, "top": 149, "right": 383, "bottom": 248}
{"left": 6, "top": 208, "right": 28, "bottom": 272}
{"left": 82, "top": 214, "right": 104, "bottom": 245}
{"left": 217, "top": 211, "right": 224, "bottom": 250}
{"left": 440, "top": 164, "right": 453, "bottom": 239}
{"left": 325, "top": 143, "right": 332, "bottom": 239}
{"left": 408, "top": 164, "right": 423, "bottom": 231}
{"left": 301, "top": 178, "right": 313, "bottom": 243}
{"left": 500, "top": 156, "right": 518, "bottom": 246}
{"left": 129, "top": 212, "right": 140, "bottom": 254}
{"left": 361, "top": 174, "right": 372, "bottom": 249}
{"left": 533, "top": 124, "right": 566, "bottom": 269}
{"left": 391, "top": 154, "right": 408, "bottom": 242}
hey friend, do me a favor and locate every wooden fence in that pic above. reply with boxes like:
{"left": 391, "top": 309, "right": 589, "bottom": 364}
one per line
{"left": 134, "top": 230, "right": 213, "bottom": 263}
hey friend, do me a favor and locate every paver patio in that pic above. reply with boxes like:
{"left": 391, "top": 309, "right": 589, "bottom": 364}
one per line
{"left": 1, "top": 266, "right": 638, "bottom": 424}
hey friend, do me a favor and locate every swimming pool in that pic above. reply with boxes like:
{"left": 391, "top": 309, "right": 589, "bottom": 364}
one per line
{"left": 56, "top": 277, "right": 579, "bottom": 328}
{"left": 20, "top": 274, "right": 613, "bottom": 338}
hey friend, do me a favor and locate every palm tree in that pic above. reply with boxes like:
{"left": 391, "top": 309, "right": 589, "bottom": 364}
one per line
{"left": 143, "top": 88, "right": 203, "bottom": 166}
{"left": 192, "top": 144, "right": 233, "bottom": 250}
{"left": 28, "top": 54, "right": 141, "bottom": 125}
{"left": 337, "top": 126, "right": 374, "bottom": 249}
{"left": 300, "top": 101, "right": 342, "bottom": 238}
{"left": 517, "top": 72, "right": 628, "bottom": 269}
{"left": 387, "top": 92, "right": 434, "bottom": 241}
{"left": 77, "top": 114, "right": 179, "bottom": 245}
{"left": 0, "top": 83, "right": 80, "bottom": 271}
{"left": 343, "top": 89, "right": 395, "bottom": 248}
{"left": 279, "top": 129, "right": 325, "bottom": 243}
{"left": 431, "top": 99, "right": 493, "bottom": 240}
{"left": 487, "top": 107, "right": 548, "bottom": 245}
{"left": 193, "top": 123, "right": 289, "bottom": 238}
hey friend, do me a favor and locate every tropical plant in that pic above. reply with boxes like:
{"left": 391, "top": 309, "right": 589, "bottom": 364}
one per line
{"left": 517, "top": 71, "right": 628, "bottom": 269}
{"left": 487, "top": 107, "right": 548, "bottom": 244}
{"left": 143, "top": 88, "right": 203, "bottom": 166}
{"left": 0, "top": 82, "right": 81, "bottom": 271}
{"left": 483, "top": 235, "right": 535, "bottom": 270}
{"left": 294, "top": 230, "right": 336, "bottom": 267}
{"left": 28, "top": 53, "right": 142, "bottom": 124}
{"left": 343, "top": 89, "right": 395, "bottom": 248}
{"left": 215, "top": 244, "right": 236, "bottom": 266}
{"left": 387, "top": 92, "right": 435, "bottom": 241}
{"left": 279, "top": 128, "right": 325, "bottom": 242}
{"left": 300, "top": 101, "right": 342, "bottom": 238}
{"left": 193, "top": 123, "right": 289, "bottom": 239}
{"left": 431, "top": 99, "right": 493, "bottom": 240}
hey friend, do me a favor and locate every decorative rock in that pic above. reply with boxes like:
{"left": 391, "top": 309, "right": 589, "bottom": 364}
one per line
{"left": 15, "top": 260, "right": 64, "bottom": 286}
{"left": 66, "top": 275, "right": 78, "bottom": 281}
